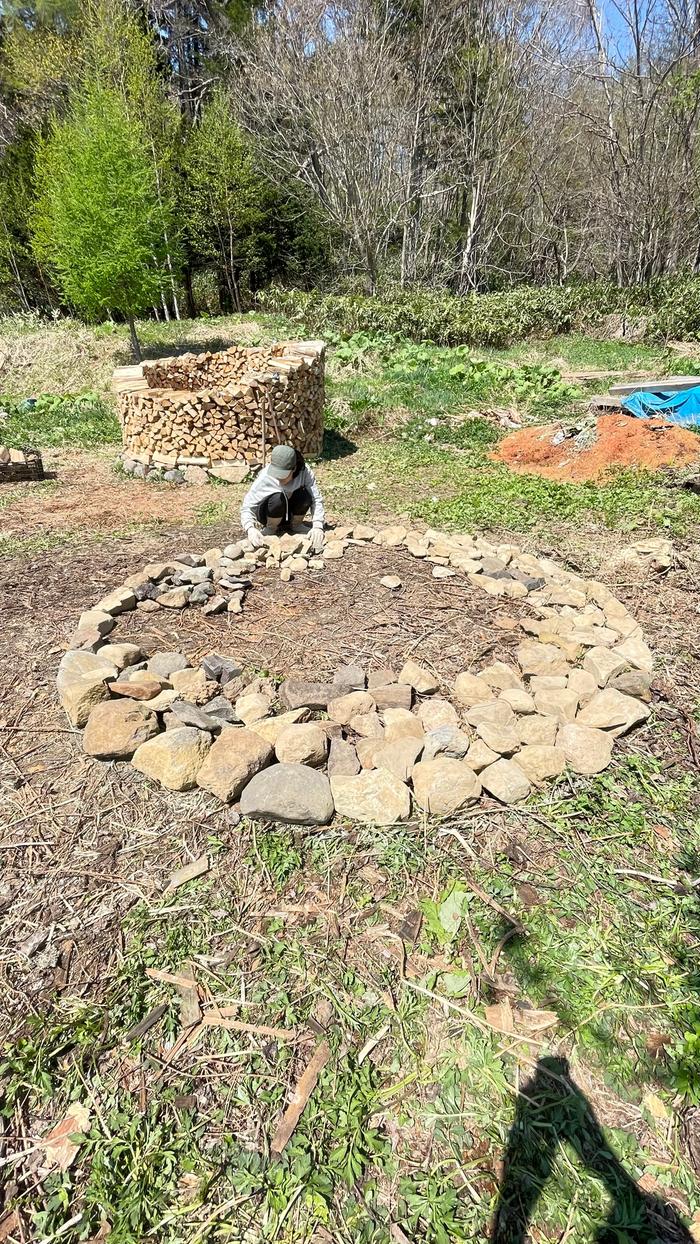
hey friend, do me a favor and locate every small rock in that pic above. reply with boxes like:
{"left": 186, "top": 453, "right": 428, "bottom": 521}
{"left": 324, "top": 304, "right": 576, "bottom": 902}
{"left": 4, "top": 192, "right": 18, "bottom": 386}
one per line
{"left": 146, "top": 689, "right": 179, "bottom": 712}
{"left": 355, "top": 738, "right": 381, "bottom": 769}
{"left": 235, "top": 692, "right": 272, "bottom": 726}
{"left": 533, "top": 688, "right": 579, "bottom": 724}
{"left": 78, "top": 609, "right": 115, "bottom": 636}
{"left": 375, "top": 525, "right": 407, "bottom": 548}
{"left": 577, "top": 689, "right": 651, "bottom": 736}
{"left": 156, "top": 587, "right": 191, "bottom": 609}
{"left": 201, "top": 653, "right": 243, "bottom": 685}
{"left": 333, "top": 663, "right": 366, "bottom": 690}
{"left": 416, "top": 698, "right": 459, "bottom": 732}
{"left": 610, "top": 669, "right": 652, "bottom": 701}
{"left": 209, "top": 462, "right": 249, "bottom": 484}
{"left": 331, "top": 769, "right": 410, "bottom": 824}
{"left": 517, "top": 714, "right": 558, "bottom": 746}
{"left": 464, "top": 739, "right": 500, "bottom": 771}
{"left": 614, "top": 635, "right": 653, "bottom": 674}
{"left": 375, "top": 736, "right": 424, "bottom": 782}
{"left": 184, "top": 465, "right": 210, "bottom": 485}
{"left": 398, "top": 660, "right": 439, "bottom": 694}
{"left": 432, "top": 565, "right": 456, "bottom": 579}
{"left": 275, "top": 723, "right": 328, "bottom": 767}
{"left": 583, "top": 646, "right": 630, "bottom": 687}
{"left": 190, "top": 582, "right": 215, "bottom": 605}
{"left": 227, "top": 592, "right": 245, "bottom": 614}
{"left": 103, "top": 643, "right": 144, "bottom": 671}
{"left": 164, "top": 468, "right": 184, "bottom": 484}
{"left": 327, "top": 737, "right": 361, "bottom": 777}
{"left": 56, "top": 649, "right": 118, "bottom": 727}
{"left": 382, "top": 707, "right": 424, "bottom": 742}
{"left": 95, "top": 587, "right": 137, "bottom": 616}
{"left": 412, "top": 758, "right": 481, "bottom": 815}
{"left": 327, "top": 690, "right": 376, "bottom": 725}
{"left": 367, "top": 667, "right": 396, "bottom": 689}
{"left": 175, "top": 566, "right": 212, "bottom": 585}
{"left": 202, "top": 595, "right": 227, "bottom": 615}
{"left": 83, "top": 700, "right": 160, "bottom": 759}
{"left": 147, "top": 651, "right": 190, "bottom": 679}
{"left": 529, "top": 674, "right": 568, "bottom": 691}
{"left": 197, "top": 727, "right": 273, "bottom": 802}
{"left": 480, "top": 758, "right": 531, "bottom": 804}
{"left": 223, "top": 543, "right": 244, "bottom": 560}
{"left": 454, "top": 672, "right": 494, "bottom": 707}
{"left": 137, "top": 599, "right": 161, "bottom": 613}
{"left": 422, "top": 725, "right": 471, "bottom": 761}
{"left": 67, "top": 627, "right": 106, "bottom": 653}
{"left": 499, "top": 688, "right": 536, "bottom": 714}
{"left": 476, "top": 721, "right": 520, "bottom": 755}
{"left": 349, "top": 711, "right": 385, "bottom": 738}
{"left": 251, "top": 709, "right": 309, "bottom": 744}
{"left": 557, "top": 722, "right": 614, "bottom": 774}
{"left": 479, "top": 661, "right": 523, "bottom": 691}
{"left": 170, "top": 668, "right": 218, "bottom": 705}
{"left": 322, "top": 541, "right": 346, "bottom": 560}
{"left": 381, "top": 575, "right": 402, "bottom": 590}
{"left": 465, "top": 700, "right": 517, "bottom": 729}
{"left": 132, "top": 726, "right": 211, "bottom": 791}
{"left": 111, "top": 674, "right": 164, "bottom": 701}
{"left": 204, "top": 695, "right": 239, "bottom": 724}
{"left": 516, "top": 745, "right": 566, "bottom": 784}
{"left": 371, "top": 683, "right": 413, "bottom": 711}
{"left": 516, "top": 640, "right": 570, "bottom": 677}
{"left": 279, "top": 680, "right": 337, "bottom": 711}
{"left": 567, "top": 668, "right": 598, "bottom": 705}
{"left": 241, "top": 763, "right": 334, "bottom": 825}
{"left": 173, "top": 553, "right": 205, "bottom": 568}
{"left": 170, "top": 701, "right": 224, "bottom": 733}
{"left": 353, "top": 524, "right": 377, "bottom": 540}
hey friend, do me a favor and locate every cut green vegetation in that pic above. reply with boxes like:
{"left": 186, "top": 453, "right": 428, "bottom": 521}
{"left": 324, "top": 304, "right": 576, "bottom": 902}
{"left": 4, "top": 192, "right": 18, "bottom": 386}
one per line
{"left": 0, "top": 391, "right": 120, "bottom": 448}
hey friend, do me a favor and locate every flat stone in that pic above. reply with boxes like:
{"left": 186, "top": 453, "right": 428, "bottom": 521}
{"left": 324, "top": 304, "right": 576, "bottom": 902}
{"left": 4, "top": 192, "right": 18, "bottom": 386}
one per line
{"left": 204, "top": 695, "right": 239, "bottom": 724}
{"left": 333, "top": 663, "right": 366, "bottom": 690}
{"left": 275, "top": 723, "right": 328, "bottom": 767}
{"left": 476, "top": 721, "right": 520, "bottom": 755}
{"left": 481, "top": 555, "right": 508, "bottom": 575}
{"left": 375, "top": 736, "right": 424, "bottom": 782}
{"left": 577, "top": 689, "right": 651, "bottom": 736}
{"left": 190, "top": 583, "right": 215, "bottom": 605}
{"left": 432, "top": 565, "right": 455, "bottom": 579}
{"left": 170, "top": 701, "right": 224, "bottom": 733}
{"left": 610, "top": 670, "right": 653, "bottom": 702}
{"left": 147, "top": 651, "right": 190, "bottom": 679}
{"left": 145, "top": 689, "right": 179, "bottom": 712}
{"left": 422, "top": 726, "right": 471, "bottom": 761}
{"left": 328, "top": 690, "right": 376, "bottom": 725}
{"left": 465, "top": 701, "right": 517, "bottom": 729}
{"left": 67, "top": 627, "right": 106, "bottom": 653}
{"left": 557, "top": 722, "right": 614, "bottom": 774}
{"left": 464, "top": 740, "right": 500, "bottom": 771}
{"left": 416, "top": 698, "right": 459, "bottom": 733}
{"left": 331, "top": 769, "right": 410, "bottom": 824}
{"left": 454, "top": 672, "right": 494, "bottom": 707}
{"left": 327, "top": 737, "right": 361, "bottom": 777}
{"left": 235, "top": 692, "right": 273, "bottom": 726}
{"left": 375, "top": 525, "right": 407, "bottom": 548}
{"left": 398, "top": 660, "right": 439, "bottom": 694}
{"left": 381, "top": 576, "right": 402, "bottom": 590}
{"left": 517, "top": 714, "right": 558, "bottom": 746}
{"left": 567, "top": 669, "right": 598, "bottom": 705}
{"left": 204, "top": 547, "right": 223, "bottom": 566}
{"left": 279, "top": 680, "right": 337, "bottom": 711}
{"left": 614, "top": 635, "right": 653, "bottom": 674}
{"left": 356, "top": 737, "right": 382, "bottom": 769}
{"left": 241, "top": 763, "right": 334, "bottom": 825}
{"left": 78, "top": 610, "right": 115, "bottom": 636}
{"left": 197, "top": 727, "right": 273, "bottom": 802}
{"left": 468, "top": 572, "right": 505, "bottom": 596}
{"left": 516, "top": 745, "right": 566, "bottom": 784}
{"left": 132, "top": 726, "right": 211, "bottom": 791}
{"left": 209, "top": 463, "right": 249, "bottom": 484}
{"left": 583, "top": 646, "right": 630, "bottom": 687}
{"left": 517, "top": 641, "right": 570, "bottom": 677}
{"left": 95, "top": 587, "right": 137, "bottom": 616}
{"left": 367, "top": 667, "right": 396, "bottom": 689}
{"left": 156, "top": 587, "right": 191, "bottom": 609}
{"left": 103, "top": 643, "right": 144, "bottom": 671}
{"left": 382, "top": 707, "right": 424, "bottom": 742}
{"left": 322, "top": 541, "right": 346, "bottom": 560}
{"left": 175, "top": 566, "right": 212, "bottom": 585}
{"left": 170, "top": 668, "right": 218, "bottom": 706}
{"left": 353, "top": 524, "right": 377, "bottom": 540}
{"left": 84, "top": 700, "right": 160, "bottom": 759}
{"left": 173, "top": 553, "right": 205, "bottom": 568}
{"left": 137, "top": 599, "right": 161, "bottom": 613}
{"left": 533, "top": 688, "right": 579, "bottom": 724}
{"left": 110, "top": 674, "right": 164, "bottom": 701}
{"left": 57, "top": 649, "right": 119, "bottom": 727}
{"left": 479, "top": 662, "right": 523, "bottom": 691}
{"left": 349, "top": 711, "right": 385, "bottom": 738}
{"left": 499, "top": 688, "right": 536, "bottom": 714}
{"left": 371, "top": 683, "right": 413, "bottom": 711}
{"left": 412, "top": 758, "right": 481, "bottom": 815}
{"left": 202, "top": 596, "right": 227, "bottom": 615}
{"left": 480, "top": 758, "right": 531, "bottom": 804}
{"left": 251, "top": 709, "right": 309, "bottom": 744}
{"left": 529, "top": 674, "right": 568, "bottom": 691}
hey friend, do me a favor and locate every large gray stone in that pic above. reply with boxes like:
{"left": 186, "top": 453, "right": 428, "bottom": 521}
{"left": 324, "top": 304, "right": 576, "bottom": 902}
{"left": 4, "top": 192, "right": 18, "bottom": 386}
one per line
{"left": 241, "top": 764, "right": 334, "bottom": 825}
{"left": 279, "top": 679, "right": 337, "bottom": 710}
{"left": 197, "top": 726, "right": 273, "bottom": 802}
{"left": 147, "top": 651, "right": 190, "bottom": 679}
{"left": 327, "top": 737, "right": 361, "bottom": 778}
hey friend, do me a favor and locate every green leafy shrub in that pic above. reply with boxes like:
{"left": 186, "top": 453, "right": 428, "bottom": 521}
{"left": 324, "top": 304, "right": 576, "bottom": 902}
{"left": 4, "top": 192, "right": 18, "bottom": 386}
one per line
{"left": 0, "top": 391, "right": 120, "bottom": 447}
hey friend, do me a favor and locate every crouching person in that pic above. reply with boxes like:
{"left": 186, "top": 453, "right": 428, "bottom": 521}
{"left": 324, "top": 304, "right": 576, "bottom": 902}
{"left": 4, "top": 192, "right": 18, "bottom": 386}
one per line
{"left": 240, "top": 444, "right": 325, "bottom": 553}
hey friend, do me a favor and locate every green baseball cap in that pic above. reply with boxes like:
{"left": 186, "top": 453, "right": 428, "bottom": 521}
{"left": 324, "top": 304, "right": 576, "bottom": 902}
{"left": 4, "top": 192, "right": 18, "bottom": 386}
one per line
{"left": 268, "top": 444, "right": 297, "bottom": 479}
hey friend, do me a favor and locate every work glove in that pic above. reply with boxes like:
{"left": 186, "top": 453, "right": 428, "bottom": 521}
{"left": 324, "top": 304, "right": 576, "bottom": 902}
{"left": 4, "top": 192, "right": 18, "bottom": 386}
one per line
{"left": 308, "top": 526, "right": 325, "bottom": 554}
{"left": 247, "top": 526, "right": 265, "bottom": 550}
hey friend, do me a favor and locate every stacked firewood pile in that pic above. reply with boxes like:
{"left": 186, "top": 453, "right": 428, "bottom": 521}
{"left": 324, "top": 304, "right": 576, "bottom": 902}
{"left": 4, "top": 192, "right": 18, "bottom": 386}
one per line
{"left": 114, "top": 341, "right": 325, "bottom": 473}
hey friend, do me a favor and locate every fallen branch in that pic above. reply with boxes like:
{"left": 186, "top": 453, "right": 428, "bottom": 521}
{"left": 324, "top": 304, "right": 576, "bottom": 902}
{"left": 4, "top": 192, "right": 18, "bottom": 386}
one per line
{"left": 270, "top": 1040, "right": 331, "bottom": 1155}
{"left": 201, "top": 1014, "right": 296, "bottom": 1041}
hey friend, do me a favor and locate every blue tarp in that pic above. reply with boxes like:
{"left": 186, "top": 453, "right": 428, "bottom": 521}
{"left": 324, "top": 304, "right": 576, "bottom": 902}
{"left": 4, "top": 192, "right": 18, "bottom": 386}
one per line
{"left": 622, "top": 385, "right": 700, "bottom": 428}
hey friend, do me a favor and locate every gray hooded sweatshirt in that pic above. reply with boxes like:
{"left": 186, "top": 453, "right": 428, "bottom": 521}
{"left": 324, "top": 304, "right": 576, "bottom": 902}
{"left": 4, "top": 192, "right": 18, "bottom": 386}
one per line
{"left": 240, "top": 462, "right": 325, "bottom": 531}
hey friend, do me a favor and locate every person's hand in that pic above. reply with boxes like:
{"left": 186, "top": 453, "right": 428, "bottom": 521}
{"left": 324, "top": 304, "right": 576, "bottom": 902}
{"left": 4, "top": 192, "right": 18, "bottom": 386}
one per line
{"left": 247, "top": 526, "right": 265, "bottom": 550}
{"left": 309, "top": 526, "right": 325, "bottom": 554}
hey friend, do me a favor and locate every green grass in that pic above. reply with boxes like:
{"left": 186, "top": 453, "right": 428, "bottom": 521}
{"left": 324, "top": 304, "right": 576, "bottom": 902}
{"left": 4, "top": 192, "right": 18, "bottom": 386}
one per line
{"left": 5, "top": 754, "right": 700, "bottom": 1242}
{"left": 0, "top": 391, "right": 120, "bottom": 447}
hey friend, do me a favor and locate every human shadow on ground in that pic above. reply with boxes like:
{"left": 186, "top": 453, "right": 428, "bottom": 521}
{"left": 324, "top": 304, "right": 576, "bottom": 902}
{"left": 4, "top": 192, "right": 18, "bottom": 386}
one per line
{"left": 491, "top": 1056, "right": 692, "bottom": 1243}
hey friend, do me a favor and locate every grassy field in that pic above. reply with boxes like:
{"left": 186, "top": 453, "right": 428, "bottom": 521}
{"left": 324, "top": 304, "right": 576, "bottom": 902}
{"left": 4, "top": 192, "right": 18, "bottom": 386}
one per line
{"left": 1, "top": 312, "right": 700, "bottom": 1242}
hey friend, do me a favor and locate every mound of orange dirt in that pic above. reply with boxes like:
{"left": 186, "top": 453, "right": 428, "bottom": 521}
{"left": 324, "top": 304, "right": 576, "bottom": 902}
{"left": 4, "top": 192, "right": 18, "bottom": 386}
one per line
{"left": 494, "top": 415, "right": 700, "bottom": 483}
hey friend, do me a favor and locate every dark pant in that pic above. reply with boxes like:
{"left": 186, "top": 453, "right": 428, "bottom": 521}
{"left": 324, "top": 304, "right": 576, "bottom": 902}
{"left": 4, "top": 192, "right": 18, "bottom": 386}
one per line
{"left": 257, "top": 487, "right": 312, "bottom": 530}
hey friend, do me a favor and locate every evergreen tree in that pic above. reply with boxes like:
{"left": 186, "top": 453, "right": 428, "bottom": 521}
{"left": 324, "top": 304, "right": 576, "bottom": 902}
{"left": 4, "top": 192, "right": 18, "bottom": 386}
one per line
{"left": 32, "top": 84, "right": 176, "bottom": 357}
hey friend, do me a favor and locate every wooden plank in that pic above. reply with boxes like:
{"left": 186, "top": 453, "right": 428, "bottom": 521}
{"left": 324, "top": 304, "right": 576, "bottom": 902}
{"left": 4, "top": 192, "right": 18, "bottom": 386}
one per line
{"left": 610, "top": 375, "right": 700, "bottom": 397}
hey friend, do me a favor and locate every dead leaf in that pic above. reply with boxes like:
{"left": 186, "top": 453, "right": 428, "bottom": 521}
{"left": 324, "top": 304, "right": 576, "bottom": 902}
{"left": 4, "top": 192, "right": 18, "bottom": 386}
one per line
{"left": 645, "top": 1031, "right": 672, "bottom": 1056}
{"left": 642, "top": 1090, "right": 671, "bottom": 1121}
{"left": 41, "top": 1102, "right": 90, "bottom": 1171}
{"left": 0, "top": 1211, "right": 20, "bottom": 1242}
{"left": 638, "top": 1172, "right": 661, "bottom": 1193}
{"left": 163, "top": 855, "right": 210, "bottom": 894}
{"left": 515, "top": 1006, "right": 558, "bottom": 1033}
{"left": 516, "top": 883, "right": 542, "bottom": 908}
{"left": 493, "top": 614, "right": 519, "bottom": 630}
{"left": 484, "top": 999, "right": 515, "bottom": 1034}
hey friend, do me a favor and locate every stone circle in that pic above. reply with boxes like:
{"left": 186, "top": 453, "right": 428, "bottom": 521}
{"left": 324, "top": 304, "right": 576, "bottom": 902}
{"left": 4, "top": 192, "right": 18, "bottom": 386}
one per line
{"left": 56, "top": 523, "right": 653, "bottom": 825}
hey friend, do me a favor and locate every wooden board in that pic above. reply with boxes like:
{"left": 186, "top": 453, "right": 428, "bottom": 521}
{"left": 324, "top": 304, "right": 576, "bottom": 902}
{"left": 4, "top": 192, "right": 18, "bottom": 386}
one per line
{"left": 610, "top": 375, "right": 700, "bottom": 397}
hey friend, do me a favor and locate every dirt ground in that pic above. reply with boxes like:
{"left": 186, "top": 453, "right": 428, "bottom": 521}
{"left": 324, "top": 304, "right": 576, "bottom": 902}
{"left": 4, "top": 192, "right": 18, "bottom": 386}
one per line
{"left": 495, "top": 415, "right": 700, "bottom": 482}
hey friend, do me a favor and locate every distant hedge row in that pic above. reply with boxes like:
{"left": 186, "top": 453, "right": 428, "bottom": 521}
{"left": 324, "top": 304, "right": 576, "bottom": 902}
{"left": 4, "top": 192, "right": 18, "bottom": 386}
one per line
{"left": 258, "top": 279, "right": 700, "bottom": 347}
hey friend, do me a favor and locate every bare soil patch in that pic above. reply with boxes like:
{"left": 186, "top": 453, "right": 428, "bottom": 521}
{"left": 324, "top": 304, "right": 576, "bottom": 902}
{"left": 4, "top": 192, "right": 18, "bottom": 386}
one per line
{"left": 495, "top": 414, "right": 700, "bottom": 482}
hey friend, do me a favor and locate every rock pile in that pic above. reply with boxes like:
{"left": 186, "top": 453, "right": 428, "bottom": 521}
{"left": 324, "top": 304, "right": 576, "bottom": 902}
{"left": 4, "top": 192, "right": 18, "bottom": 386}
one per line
{"left": 113, "top": 340, "right": 325, "bottom": 484}
{"left": 56, "top": 523, "right": 655, "bottom": 825}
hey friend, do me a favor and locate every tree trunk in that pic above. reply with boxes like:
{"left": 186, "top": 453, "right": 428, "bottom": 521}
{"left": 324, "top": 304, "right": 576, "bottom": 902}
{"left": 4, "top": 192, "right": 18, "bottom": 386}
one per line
{"left": 183, "top": 264, "right": 197, "bottom": 318}
{"left": 127, "top": 315, "right": 142, "bottom": 362}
